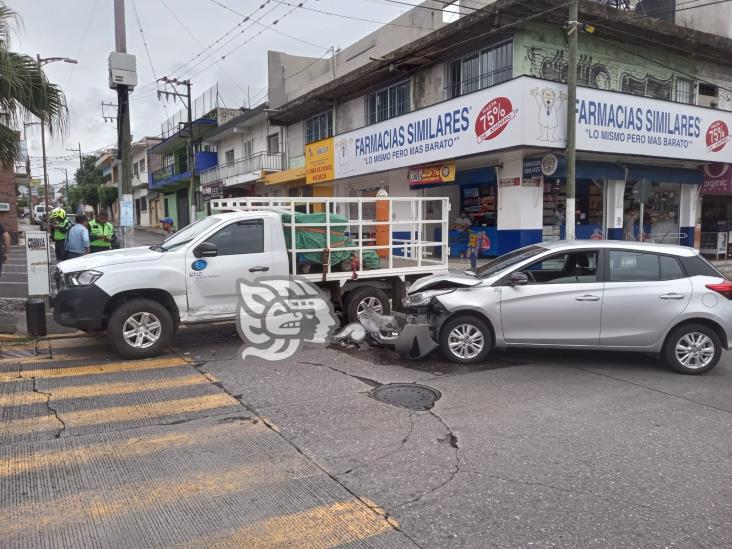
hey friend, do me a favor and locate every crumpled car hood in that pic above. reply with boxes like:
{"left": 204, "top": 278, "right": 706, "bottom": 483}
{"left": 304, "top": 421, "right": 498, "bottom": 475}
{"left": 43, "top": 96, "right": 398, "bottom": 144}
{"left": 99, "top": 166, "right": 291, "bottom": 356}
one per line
{"left": 408, "top": 270, "right": 481, "bottom": 294}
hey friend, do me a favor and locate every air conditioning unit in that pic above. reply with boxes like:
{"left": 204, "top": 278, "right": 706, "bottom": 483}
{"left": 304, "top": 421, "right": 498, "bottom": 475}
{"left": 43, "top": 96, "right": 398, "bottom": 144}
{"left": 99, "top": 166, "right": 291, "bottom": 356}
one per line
{"left": 108, "top": 52, "right": 137, "bottom": 90}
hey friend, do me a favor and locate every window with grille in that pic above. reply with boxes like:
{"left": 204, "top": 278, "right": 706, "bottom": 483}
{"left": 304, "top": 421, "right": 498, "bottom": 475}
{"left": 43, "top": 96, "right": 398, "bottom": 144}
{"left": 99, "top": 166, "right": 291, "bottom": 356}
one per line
{"left": 305, "top": 111, "right": 333, "bottom": 144}
{"left": 675, "top": 78, "right": 693, "bottom": 104}
{"left": 225, "top": 149, "right": 235, "bottom": 164}
{"left": 366, "top": 81, "right": 410, "bottom": 125}
{"left": 447, "top": 41, "right": 513, "bottom": 99}
{"left": 139, "top": 158, "right": 146, "bottom": 173}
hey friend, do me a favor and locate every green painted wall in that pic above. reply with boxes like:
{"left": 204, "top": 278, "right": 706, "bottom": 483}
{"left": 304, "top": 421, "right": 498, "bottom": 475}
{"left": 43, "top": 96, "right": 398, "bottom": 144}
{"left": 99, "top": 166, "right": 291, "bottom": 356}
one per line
{"left": 163, "top": 193, "right": 178, "bottom": 228}
{"left": 514, "top": 23, "right": 696, "bottom": 102}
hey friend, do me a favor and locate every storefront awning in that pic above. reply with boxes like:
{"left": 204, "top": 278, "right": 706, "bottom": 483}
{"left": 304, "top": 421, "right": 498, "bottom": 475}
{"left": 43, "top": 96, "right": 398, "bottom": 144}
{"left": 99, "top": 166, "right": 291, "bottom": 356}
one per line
{"left": 576, "top": 162, "right": 625, "bottom": 180}
{"left": 626, "top": 166, "right": 703, "bottom": 185}
{"left": 262, "top": 166, "right": 306, "bottom": 186}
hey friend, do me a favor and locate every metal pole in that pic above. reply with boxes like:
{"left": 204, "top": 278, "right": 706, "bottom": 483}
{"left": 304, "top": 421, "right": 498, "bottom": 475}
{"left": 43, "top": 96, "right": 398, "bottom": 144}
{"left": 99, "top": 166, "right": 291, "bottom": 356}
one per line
{"left": 114, "top": 0, "right": 132, "bottom": 246}
{"left": 565, "top": 0, "right": 578, "bottom": 241}
{"left": 186, "top": 79, "right": 194, "bottom": 226}
{"left": 37, "top": 54, "right": 51, "bottom": 217}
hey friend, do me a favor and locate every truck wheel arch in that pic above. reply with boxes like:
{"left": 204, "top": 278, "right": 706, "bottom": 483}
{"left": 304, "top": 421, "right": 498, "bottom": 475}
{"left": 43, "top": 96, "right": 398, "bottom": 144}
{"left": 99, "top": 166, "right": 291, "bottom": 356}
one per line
{"left": 103, "top": 289, "right": 180, "bottom": 330}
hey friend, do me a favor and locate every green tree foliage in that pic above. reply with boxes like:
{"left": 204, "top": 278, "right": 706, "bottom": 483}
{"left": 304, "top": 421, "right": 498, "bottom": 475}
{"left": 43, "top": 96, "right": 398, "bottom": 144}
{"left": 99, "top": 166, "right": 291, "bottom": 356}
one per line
{"left": 69, "top": 154, "right": 115, "bottom": 215}
{"left": 0, "top": 2, "right": 67, "bottom": 164}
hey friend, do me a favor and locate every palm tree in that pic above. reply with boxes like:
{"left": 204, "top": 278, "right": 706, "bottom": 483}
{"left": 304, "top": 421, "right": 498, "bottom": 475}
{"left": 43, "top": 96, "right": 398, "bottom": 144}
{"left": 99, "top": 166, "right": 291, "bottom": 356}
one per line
{"left": 0, "top": 2, "right": 67, "bottom": 165}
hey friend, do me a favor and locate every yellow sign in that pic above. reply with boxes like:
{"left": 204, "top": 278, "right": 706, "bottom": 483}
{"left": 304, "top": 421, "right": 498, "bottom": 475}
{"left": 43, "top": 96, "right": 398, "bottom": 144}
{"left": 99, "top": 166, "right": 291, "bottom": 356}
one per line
{"left": 407, "top": 163, "right": 456, "bottom": 187}
{"left": 305, "top": 137, "right": 335, "bottom": 184}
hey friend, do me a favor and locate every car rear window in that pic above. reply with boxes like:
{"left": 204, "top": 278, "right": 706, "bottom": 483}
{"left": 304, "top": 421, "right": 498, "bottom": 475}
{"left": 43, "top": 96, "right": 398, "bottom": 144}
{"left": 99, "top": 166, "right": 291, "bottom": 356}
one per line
{"left": 679, "top": 255, "right": 725, "bottom": 278}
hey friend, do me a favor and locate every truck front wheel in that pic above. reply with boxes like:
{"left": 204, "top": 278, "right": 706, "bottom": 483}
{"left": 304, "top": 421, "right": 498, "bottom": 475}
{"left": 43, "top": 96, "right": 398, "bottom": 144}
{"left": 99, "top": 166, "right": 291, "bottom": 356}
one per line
{"left": 345, "top": 287, "right": 391, "bottom": 323}
{"left": 108, "top": 298, "right": 173, "bottom": 359}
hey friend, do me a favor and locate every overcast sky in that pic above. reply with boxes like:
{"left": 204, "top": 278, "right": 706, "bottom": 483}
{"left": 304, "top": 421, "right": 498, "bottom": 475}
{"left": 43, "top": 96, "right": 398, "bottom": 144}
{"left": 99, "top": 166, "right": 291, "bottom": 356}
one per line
{"left": 13, "top": 0, "right": 413, "bottom": 185}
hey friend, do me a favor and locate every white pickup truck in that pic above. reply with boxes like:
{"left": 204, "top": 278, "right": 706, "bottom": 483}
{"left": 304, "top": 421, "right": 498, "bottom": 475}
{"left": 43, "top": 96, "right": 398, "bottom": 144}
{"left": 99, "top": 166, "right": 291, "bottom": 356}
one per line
{"left": 52, "top": 197, "right": 450, "bottom": 358}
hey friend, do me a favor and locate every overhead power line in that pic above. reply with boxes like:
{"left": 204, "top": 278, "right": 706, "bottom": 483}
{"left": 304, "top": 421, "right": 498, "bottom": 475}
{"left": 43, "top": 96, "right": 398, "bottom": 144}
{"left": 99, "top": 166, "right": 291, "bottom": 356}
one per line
{"left": 208, "top": 0, "right": 328, "bottom": 49}
{"left": 132, "top": 0, "right": 278, "bottom": 97}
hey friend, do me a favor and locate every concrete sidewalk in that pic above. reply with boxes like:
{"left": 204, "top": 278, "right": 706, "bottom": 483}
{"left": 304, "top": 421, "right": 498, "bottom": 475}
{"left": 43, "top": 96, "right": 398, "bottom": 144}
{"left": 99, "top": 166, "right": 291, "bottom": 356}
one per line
{"left": 0, "top": 336, "right": 413, "bottom": 548}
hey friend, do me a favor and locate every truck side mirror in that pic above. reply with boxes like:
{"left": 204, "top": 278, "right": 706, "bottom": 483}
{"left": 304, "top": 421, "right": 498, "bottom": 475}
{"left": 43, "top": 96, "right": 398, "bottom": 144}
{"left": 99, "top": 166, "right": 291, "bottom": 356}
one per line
{"left": 510, "top": 272, "right": 529, "bottom": 286}
{"left": 194, "top": 242, "right": 218, "bottom": 258}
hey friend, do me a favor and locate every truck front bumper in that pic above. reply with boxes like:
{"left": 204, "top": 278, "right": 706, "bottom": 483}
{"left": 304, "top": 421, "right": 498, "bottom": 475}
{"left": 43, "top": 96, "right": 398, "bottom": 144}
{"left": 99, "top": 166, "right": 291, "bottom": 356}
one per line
{"left": 53, "top": 285, "right": 110, "bottom": 331}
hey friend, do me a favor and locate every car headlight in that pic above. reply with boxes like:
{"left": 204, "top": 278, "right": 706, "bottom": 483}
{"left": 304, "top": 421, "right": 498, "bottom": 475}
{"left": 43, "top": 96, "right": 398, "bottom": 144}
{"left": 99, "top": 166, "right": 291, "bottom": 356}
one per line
{"left": 65, "top": 270, "right": 103, "bottom": 286}
{"left": 403, "top": 288, "right": 455, "bottom": 307}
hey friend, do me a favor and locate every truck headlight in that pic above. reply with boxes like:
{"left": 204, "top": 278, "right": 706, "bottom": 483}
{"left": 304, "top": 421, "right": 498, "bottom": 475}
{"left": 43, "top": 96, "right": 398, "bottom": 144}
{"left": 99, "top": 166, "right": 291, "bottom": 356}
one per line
{"left": 403, "top": 288, "right": 455, "bottom": 307}
{"left": 66, "top": 270, "right": 103, "bottom": 286}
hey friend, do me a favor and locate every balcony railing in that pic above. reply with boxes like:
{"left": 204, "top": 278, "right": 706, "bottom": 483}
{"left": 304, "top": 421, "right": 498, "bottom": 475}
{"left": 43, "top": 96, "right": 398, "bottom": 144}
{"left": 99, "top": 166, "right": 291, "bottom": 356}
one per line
{"left": 150, "top": 159, "right": 189, "bottom": 187}
{"left": 200, "top": 152, "right": 286, "bottom": 186}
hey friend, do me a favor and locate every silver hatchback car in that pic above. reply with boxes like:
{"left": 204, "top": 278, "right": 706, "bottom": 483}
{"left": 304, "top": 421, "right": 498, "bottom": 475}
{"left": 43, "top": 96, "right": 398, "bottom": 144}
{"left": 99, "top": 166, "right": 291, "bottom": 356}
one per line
{"left": 403, "top": 241, "right": 732, "bottom": 374}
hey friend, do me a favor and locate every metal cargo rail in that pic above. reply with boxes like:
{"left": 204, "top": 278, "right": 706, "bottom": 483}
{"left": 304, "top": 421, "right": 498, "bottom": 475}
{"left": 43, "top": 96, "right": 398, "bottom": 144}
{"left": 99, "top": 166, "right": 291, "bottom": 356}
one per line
{"left": 210, "top": 197, "right": 450, "bottom": 282}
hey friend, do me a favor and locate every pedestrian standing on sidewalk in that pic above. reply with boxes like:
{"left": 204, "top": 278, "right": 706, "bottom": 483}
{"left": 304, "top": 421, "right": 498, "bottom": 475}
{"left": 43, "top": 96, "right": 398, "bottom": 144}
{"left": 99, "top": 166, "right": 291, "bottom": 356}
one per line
{"left": 0, "top": 223, "right": 9, "bottom": 278}
{"left": 65, "top": 215, "right": 90, "bottom": 258}
{"left": 88, "top": 210, "right": 116, "bottom": 253}
{"left": 48, "top": 207, "right": 72, "bottom": 262}
{"left": 159, "top": 217, "right": 176, "bottom": 236}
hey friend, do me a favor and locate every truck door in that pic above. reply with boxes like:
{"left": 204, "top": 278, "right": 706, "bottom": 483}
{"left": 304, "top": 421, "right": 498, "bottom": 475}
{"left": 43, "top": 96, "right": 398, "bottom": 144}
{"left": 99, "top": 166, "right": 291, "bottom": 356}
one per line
{"left": 185, "top": 218, "right": 274, "bottom": 319}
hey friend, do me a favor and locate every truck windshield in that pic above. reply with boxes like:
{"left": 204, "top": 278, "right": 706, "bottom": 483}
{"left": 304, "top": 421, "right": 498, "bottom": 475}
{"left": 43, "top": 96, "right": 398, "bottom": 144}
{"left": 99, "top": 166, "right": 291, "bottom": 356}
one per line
{"left": 475, "top": 245, "right": 548, "bottom": 278}
{"left": 157, "top": 217, "right": 221, "bottom": 251}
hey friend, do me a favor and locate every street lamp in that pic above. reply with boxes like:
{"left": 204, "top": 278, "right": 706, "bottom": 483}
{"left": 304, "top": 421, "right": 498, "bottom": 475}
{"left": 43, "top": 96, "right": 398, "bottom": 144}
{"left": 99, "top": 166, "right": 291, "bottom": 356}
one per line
{"left": 36, "top": 55, "right": 77, "bottom": 225}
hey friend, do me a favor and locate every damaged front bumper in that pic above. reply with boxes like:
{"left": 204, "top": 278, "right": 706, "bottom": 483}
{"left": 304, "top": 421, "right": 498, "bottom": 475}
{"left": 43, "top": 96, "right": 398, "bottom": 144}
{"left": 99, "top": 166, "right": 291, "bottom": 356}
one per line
{"left": 358, "top": 307, "right": 439, "bottom": 359}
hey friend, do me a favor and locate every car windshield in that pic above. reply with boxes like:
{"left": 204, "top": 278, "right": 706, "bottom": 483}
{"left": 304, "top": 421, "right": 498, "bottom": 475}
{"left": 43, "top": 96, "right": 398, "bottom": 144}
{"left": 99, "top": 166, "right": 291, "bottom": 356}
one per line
{"left": 475, "top": 245, "right": 548, "bottom": 278}
{"left": 156, "top": 217, "right": 221, "bottom": 251}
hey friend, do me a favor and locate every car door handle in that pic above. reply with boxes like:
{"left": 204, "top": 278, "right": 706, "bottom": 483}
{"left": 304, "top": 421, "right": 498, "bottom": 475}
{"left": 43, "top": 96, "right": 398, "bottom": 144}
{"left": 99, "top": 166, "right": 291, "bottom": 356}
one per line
{"left": 659, "top": 293, "right": 684, "bottom": 300}
{"left": 575, "top": 295, "right": 600, "bottom": 302}
{"left": 249, "top": 266, "right": 270, "bottom": 273}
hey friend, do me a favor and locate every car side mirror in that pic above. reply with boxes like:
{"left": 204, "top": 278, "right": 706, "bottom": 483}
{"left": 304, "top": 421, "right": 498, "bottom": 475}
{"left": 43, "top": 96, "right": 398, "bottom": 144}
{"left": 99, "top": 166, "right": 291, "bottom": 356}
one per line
{"left": 510, "top": 272, "right": 529, "bottom": 286}
{"left": 194, "top": 242, "right": 218, "bottom": 258}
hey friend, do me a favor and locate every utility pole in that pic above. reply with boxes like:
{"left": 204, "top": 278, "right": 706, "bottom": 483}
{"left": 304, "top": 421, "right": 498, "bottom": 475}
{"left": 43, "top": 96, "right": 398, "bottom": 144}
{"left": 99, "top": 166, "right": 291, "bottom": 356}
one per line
{"left": 67, "top": 143, "right": 83, "bottom": 170}
{"left": 565, "top": 0, "right": 578, "bottom": 241}
{"left": 36, "top": 54, "right": 51, "bottom": 218}
{"left": 114, "top": 0, "right": 133, "bottom": 247}
{"left": 64, "top": 168, "right": 70, "bottom": 205}
{"left": 158, "top": 76, "right": 194, "bottom": 226}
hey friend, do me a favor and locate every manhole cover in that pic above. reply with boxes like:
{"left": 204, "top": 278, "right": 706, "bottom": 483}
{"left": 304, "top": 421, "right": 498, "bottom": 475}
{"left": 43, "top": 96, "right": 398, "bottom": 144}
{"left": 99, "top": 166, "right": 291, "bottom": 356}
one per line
{"left": 370, "top": 383, "right": 441, "bottom": 411}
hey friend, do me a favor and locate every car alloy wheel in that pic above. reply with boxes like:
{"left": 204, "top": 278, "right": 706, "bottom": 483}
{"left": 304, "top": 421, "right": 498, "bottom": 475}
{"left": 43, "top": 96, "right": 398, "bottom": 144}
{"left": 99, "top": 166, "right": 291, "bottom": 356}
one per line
{"left": 447, "top": 323, "right": 485, "bottom": 360}
{"left": 122, "top": 312, "right": 162, "bottom": 349}
{"left": 357, "top": 296, "right": 384, "bottom": 319}
{"left": 674, "top": 332, "right": 715, "bottom": 370}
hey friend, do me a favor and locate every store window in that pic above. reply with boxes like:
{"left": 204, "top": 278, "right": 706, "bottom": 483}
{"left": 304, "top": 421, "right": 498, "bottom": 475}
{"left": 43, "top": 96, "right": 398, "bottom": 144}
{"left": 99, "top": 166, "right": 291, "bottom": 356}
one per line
{"left": 623, "top": 181, "right": 681, "bottom": 243}
{"left": 366, "top": 81, "right": 410, "bottom": 124}
{"left": 461, "top": 184, "right": 497, "bottom": 227}
{"left": 305, "top": 111, "right": 333, "bottom": 144}
{"left": 447, "top": 41, "right": 513, "bottom": 99}
{"left": 542, "top": 179, "right": 604, "bottom": 241}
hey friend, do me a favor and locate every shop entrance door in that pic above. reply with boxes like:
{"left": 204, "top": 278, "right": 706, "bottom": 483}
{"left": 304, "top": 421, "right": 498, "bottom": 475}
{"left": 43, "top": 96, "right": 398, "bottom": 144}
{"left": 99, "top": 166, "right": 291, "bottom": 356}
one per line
{"left": 176, "top": 188, "right": 190, "bottom": 228}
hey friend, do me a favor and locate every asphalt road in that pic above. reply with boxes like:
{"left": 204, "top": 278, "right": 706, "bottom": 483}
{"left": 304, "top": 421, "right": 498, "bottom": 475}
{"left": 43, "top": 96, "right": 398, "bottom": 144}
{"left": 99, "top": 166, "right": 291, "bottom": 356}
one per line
{"left": 0, "top": 335, "right": 411, "bottom": 548}
{"left": 178, "top": 327, "right": 732, "bottom": 549}
{"left": 1, "top": 325, "right": 730, "bottom": 547}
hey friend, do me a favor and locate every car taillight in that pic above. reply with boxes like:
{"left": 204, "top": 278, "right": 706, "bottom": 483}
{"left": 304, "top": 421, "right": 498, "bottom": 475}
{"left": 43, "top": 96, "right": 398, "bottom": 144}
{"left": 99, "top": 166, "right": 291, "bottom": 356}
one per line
{"left": 706, "top": 280, "right": 732, "bottom": 299}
